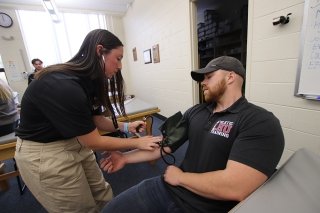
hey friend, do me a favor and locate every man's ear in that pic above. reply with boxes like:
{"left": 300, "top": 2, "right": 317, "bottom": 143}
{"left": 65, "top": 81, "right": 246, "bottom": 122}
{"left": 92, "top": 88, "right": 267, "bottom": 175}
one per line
{"left": 227, "top": 71, "right": 236, "bottom": 84}
{"left": 96, "top": 45, "right": 104, "bottom": 56}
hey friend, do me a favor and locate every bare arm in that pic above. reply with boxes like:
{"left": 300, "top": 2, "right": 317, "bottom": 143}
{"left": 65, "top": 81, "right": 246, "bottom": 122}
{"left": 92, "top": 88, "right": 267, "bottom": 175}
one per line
{"left": 77, "top": 128, "right": 161, "bottom": 151}
{"left": 100, "top": 146, "right": 171, "bottom": 172}
{"left": 93, "top": 115, "right": 146, "bottom": 134}
{"left": 164, "top": 160, "right": 267, "bottom": 201}
{"left": 123, "top": 146, "right": 171, "bottom": 163}
{"left": 93, "top": 115, "right": 117, "bottom": 132}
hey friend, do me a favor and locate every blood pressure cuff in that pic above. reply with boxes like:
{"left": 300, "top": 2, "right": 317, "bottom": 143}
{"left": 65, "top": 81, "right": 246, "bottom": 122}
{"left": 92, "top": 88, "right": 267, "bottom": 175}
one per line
{"left": 158, "top": 111, "right": 188, "bottom": 152}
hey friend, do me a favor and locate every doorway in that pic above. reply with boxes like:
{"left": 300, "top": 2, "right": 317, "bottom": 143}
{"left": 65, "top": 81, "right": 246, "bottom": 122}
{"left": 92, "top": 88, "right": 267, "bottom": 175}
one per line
{"left": 196, "top": 0, "right": 248, "bottom": 103}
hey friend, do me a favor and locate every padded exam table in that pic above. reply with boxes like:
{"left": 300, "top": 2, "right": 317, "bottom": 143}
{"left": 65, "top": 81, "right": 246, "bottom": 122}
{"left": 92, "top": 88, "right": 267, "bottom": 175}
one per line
{"left": 115, "top": 98, "right": 160, "bottom": 122}
{"left": 229, "top": 148, "right": 320, "bottom": 213}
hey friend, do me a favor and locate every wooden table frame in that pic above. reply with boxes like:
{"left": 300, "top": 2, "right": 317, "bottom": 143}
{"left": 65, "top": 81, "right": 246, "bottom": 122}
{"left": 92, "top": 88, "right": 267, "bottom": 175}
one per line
{"left": 117, "top": 108, "right": 160, "bottom": 122}
{"left": 99, "top": 108, "right": 160, "bottom": 136}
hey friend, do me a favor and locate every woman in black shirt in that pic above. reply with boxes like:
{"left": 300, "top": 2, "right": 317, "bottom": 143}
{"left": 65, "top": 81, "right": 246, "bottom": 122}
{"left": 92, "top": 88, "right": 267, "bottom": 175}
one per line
{"left": 15, "top": 29, "right": 161, "bottom": 213}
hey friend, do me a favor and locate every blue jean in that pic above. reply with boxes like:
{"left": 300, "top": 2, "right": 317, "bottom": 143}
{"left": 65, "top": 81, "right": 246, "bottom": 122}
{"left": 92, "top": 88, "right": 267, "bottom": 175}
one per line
{"left": 102, "top": 176, "right": 183, "bottom": 213}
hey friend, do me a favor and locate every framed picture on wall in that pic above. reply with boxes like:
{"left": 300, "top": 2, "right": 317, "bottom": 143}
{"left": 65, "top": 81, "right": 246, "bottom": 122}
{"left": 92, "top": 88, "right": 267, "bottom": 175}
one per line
{"left": 152, "top": 44, "right": 160, "bottom": 63}
{"left": 143, "top": 49, "right": 152, "bottom": 64}
{"left": 132, "top": 47, "right": 137, "bottom": 61}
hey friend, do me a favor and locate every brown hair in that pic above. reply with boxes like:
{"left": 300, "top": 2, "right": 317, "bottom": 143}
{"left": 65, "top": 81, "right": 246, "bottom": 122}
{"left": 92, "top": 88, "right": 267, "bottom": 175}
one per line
{"left": 31, "top": 58, "right": 43, "bottom": 65}
{"left": 36, "top": 29, "right": 126, "bottom": 118}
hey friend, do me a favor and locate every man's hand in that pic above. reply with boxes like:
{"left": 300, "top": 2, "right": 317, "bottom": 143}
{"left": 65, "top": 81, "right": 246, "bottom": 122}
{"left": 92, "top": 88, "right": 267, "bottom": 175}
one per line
{"left": 100, "top": 151, "right": 126, "bottom": 173}
{"left": 163, "top": 165, "right": 184, "bottom": 186}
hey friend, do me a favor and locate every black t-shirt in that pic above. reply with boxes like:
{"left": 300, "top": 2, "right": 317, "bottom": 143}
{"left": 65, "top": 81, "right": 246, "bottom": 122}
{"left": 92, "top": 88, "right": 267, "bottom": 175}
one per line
{"left": 165, "top": 97, "right": 285, "bottom": 213}
{"left": 16, "top": 72, "right": 99, "bottom": 142}
{"left": 28, "top": 71, "right": 35, "bottom": 85}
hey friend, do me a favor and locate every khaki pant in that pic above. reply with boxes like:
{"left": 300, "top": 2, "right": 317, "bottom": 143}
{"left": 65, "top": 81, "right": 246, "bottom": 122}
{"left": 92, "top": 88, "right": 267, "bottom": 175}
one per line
{"left": 15, "top": 138, "right": 113, "bottom": 213}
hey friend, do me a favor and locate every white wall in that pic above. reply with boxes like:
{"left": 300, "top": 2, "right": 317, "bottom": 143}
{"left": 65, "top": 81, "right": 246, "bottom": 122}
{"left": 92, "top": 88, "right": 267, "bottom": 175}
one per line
{"left": 246, "top": 0, "right": 320, "bottom": 165}
{"left": 122, "top": 0, "right": 194, "bottom": 117}
{"left": 0, "top": 7, "right": 29, "bottom": 101}
{"left": 0, "top": 4, "right": 127, "bottom": 102}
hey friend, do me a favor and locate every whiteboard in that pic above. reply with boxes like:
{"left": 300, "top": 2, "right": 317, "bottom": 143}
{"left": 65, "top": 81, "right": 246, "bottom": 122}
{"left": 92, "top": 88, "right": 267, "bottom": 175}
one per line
{"left": 295, "top": 0, "right": 320, "bottom": 100}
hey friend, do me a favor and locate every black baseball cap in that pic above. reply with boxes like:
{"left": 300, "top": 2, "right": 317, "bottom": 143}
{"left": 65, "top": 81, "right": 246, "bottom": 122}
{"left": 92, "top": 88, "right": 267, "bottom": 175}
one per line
{"left": 191, "top": 56, "right": 246, "bottom": 82}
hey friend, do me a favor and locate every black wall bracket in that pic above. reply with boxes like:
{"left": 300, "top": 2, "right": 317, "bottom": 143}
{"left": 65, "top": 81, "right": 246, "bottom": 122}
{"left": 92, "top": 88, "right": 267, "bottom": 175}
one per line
{"left": 273, "top": 13, "right": 292, "bottom": 25}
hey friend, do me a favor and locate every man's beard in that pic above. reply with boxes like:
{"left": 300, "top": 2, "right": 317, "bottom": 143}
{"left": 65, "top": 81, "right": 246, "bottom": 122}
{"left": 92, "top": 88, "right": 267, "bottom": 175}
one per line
{"left": 203, "top": 78, "right": 227, "bottom": 103}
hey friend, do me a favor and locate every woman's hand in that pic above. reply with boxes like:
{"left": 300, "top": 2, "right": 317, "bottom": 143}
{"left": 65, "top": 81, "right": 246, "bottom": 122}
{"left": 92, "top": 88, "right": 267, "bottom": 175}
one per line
{"left": 136, "top": 135, "right": 162, "bottom": 151}
{"left": 128, "top": 120, "right": 145, "bottom": 133}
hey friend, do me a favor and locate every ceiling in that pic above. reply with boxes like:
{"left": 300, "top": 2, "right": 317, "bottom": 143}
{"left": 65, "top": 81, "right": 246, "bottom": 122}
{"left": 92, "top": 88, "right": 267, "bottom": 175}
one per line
{"left": 0, "top": 0, "right": 134, "bottom": 14}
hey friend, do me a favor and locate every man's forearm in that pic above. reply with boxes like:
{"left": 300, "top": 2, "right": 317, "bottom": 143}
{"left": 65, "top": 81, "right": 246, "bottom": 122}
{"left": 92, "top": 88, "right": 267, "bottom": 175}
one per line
{"left": 124, "top": 146, "right": 171, "bottom": 163}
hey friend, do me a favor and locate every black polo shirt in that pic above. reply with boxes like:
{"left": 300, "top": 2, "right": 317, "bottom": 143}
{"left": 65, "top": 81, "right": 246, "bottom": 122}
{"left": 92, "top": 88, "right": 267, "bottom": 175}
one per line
{"left": 16, "top": 72, "right": 99, "bottom": 142}
{"left": 166, "top": 97, "right": 285, "bottom": 213}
